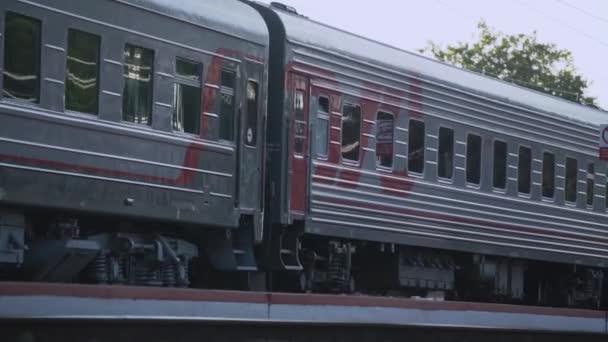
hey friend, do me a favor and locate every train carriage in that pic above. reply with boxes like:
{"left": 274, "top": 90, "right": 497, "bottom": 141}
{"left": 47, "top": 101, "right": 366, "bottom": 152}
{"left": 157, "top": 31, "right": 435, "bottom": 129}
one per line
{"left": 0, "top": 0, "right": 268, "bottom": 285}
{"left": 254, "top": 2, "right": 608, "bottom": 306}
{"left": 1, "top": 0, "right": 608, "bottom": 309}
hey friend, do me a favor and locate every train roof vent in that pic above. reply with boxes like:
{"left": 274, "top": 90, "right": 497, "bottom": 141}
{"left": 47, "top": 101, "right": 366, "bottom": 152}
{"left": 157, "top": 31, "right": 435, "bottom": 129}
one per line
{"left": 270, "top": 2, "right": 300, "bottom": 15}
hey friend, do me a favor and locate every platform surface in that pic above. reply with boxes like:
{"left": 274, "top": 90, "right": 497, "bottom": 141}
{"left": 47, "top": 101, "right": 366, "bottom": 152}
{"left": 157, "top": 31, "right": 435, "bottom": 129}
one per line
{"left": 0, "top": 282, "right": 606, "bottom": 334}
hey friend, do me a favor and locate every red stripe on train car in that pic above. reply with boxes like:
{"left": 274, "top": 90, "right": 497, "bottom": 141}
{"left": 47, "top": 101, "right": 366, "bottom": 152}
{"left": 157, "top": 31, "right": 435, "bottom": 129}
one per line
{"left": 0, "top": 144, "right": 212, "bottom": 188}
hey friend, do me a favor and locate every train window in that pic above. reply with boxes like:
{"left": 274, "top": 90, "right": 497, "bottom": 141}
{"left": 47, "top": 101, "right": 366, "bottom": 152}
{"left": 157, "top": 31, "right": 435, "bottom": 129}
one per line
{"left": 219, "top": 70, "right": 235, "bottom": 141}
{"left": 65, "top": 29, "right": 100, "bottom": 114}
{"left": 319, "top": 96, "right": 329, "bottom": 113}
{"left": 493, "top": 141, "right": 507, "bottom": 189}
{"left": 587, "top": 164, "right": 594, "bottom": 207}
{"left": 408, "top": 120, "right": 425, "bottom": 173}
{"left": 3, "top": 12, "right": 41, "bottom": 103}
{"left": 294, "top": 90, "right": 305, "bottom": 155}
{"left": 466, "top": 134, "right": 482, "bottom": 185}
{"left": 341, "top": 103, "right": 361, "bottom": 162}
{"left": 122, "top": 44, "right": 154, "bottom": 125}
{"left": 518, "top": 146, "right": 532, "bottom": 194}
{"left": 172, "top": 59, "right": 201, "bottom": 134}
{"left": 565, "top": 157, "right": 578, "bottom": 203}
{"left": 542, "top": 152, "right": 555, "bottom": 199}
{"left": 316, "top": 97, "right": 329, "bottom": 157}
{"left": 376, "top": 111, "right": 394, "bottom": 169}
{"left": 438, "top": 127, "right": 454, "bottom": 179}
{"left": 245, "top": 81, "right": 258, "bottom": 146}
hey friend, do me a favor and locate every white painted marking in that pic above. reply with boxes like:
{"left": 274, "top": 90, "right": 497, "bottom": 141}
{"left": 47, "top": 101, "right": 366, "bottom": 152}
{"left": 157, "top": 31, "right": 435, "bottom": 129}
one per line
{"left": 157, "top": 71, "right": 174, "bottom": 78}
{"left": 45, "top": 44, "right": 65, "bottom": 52}
{"left": 104, "top": 59, "right": 122, "bottom": 66}
{"left": 44, "top": 78, "right": 64, "bottom": 85}
{"left": 155, "top": 102, "right": 172, "bottom": 109}
{"left": 102, "top": 90, "right": 121, "bottom": 97}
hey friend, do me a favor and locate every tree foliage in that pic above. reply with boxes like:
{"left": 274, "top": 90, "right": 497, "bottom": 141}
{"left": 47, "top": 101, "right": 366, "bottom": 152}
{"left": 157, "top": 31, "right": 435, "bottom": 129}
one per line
{"left": 421, "top": 21, "right": 598, "bottom": 108}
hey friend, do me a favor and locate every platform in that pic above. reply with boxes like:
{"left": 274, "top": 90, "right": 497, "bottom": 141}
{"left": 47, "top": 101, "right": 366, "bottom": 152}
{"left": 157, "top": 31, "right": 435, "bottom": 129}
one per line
{"left": 0, "top": 282, "right": 606, "bottom": 334}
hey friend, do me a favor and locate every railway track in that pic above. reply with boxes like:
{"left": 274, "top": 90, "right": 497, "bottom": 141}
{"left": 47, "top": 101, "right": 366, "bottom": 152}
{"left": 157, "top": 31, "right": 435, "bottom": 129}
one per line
{"left": 1, "top": 282, "right": 607, "bottom": 341}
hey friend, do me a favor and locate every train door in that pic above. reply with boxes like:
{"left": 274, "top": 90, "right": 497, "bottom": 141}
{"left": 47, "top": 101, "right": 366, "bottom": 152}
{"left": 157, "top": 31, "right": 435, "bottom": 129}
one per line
{"left": 288, "top": 73, "right": 310, "bottom": 216}
{"left": 237, "top": 61, "right": 264, "bottom": 212}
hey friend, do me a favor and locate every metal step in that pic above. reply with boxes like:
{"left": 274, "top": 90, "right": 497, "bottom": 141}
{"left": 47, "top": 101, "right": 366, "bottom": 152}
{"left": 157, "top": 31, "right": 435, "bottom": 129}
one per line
{"left": 283, "top": 265, "right": 303, "bottom": 271}
{"left": 236, "top": 266, "right": 257, "bottom": 272}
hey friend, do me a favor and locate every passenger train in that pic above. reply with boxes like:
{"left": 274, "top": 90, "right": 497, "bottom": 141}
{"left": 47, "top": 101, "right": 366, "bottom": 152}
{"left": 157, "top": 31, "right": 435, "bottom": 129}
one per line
{"left": 1, "top": 0, "right": 607, "bottom": 308}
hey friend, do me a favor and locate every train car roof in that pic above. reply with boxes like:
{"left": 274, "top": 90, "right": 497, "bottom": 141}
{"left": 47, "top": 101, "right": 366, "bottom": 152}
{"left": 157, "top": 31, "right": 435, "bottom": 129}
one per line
{"left": 265, "top": 3, "right": 607, "bottom": 127}
{"left": 120, "top": 0, "right": 268, "bottom": 45}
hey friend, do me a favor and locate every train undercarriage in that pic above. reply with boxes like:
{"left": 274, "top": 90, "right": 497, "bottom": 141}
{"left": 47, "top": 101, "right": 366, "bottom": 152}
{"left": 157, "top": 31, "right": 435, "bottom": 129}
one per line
{"left": 1, "top": 208, "right": 605, "bottom": 310}
{"left": 273, "top": 233, "right": 605, "bottom": 309}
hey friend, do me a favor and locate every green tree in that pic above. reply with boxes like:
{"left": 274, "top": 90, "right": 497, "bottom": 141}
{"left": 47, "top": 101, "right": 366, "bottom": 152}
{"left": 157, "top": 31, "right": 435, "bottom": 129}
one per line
{"left": 421, "top": 21, "right": 598, "bottom": 108}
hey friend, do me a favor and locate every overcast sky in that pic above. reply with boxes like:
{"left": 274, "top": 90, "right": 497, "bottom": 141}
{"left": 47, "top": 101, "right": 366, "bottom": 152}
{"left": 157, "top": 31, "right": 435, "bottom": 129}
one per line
{"left": 257, "top": 0, "right": 608, "bottom": 110}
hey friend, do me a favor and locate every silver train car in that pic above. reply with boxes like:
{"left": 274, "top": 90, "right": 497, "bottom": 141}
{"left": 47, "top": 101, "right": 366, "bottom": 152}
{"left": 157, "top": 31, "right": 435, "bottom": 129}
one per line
{"left": 0, "top": 0, "right": 607, "bottom": 308}
{"left": 0, "top": 0, "right": 268, "bottom": 286}
{"left": 254, "top": 3, "right": 608, "bottom": 306}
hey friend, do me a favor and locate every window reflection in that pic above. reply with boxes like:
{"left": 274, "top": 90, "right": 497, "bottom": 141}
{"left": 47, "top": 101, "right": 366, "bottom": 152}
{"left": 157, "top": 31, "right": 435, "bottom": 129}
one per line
{"left": 408, "top": 120, "right": 425, "bottom": 173}
{"left": 122, "top": 44, "right": 154, "bottom": 124}
{"left": 245, "top": 81, "right": 258, "bottom": 146}
{"left": 3, "top": 12, "right": 41, "bottom": 103}
{"left": 316, "top": 97, "right": 329, "bottom": 157}
{"left": 294, "top": 91, "right": 305, "bottom": 154}
{"left": 376, "top": 111, "right": 394, "bottom": 168}
{"left": 466, "top": 134, "right": 482, "bottom": 185}
{"left": 66, "top": 29, "right": 100, "bottom": 114}
{"left": 542, "top": 152, "right": 555, "bottom": 198}
{"left": 219, "top": 70, "right": 235, "bottom": 141}
{"left": 173, "top": 59, "right": 201, "bottom": 134}
{"left": 587, "top": 164, "right": 594, "bottom": 207}
{"left": 518, "top": 146, "right": 532, "bottom": 194}
{"left": 341, "top": 104, "right": 361, "bottom": 162}
{"left": 565, "top": 157, "right": 578, "bottom": 203}
{"left": 438, "top": 127, "right": 454, "bottom": 179}
{"left": 493, "top": 141, "right": 507, "bottom": 189}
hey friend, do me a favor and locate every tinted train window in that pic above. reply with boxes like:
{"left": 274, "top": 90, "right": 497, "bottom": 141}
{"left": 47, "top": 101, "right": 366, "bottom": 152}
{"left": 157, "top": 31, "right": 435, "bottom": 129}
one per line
{"left": 316, "top": 97, "right": 329, "bottom": 157}
{"left": 518, "top": 146, "right": 532, "bottom": 194}
{"left": 376, "top": 111, "right": 394, "bottom": 168}
{"left": 173, "top": 59, "right": 201, "bottom": 134}
{"left": 65, "top": 29, "right": 100, "bottom": 114}
{"left": 565, "top": 157, "right": 578, "bottom": 203}
{"left": 245, "top": 81, "right": 258, "bottom": 146}
{"left": 466, "top": 134, "right": 482, "bottom": 185}
{"left": 3, "top": 12, "right": 41, "bottom": 102}
{"left": 219, "top": 70, "right": 235, "bottom": 141}
{"left": 587, "top": 164, "right": 594, "bottom": 207}
{"left": 341, "top": 104, "right": 361, "bottom": 162}
{"left": 122, "top": 44, "right": 154, "bottom": 125}
{"left": 493, "top": 141, "right": 507, "bottom": 189}
{"left": 438, "top": 127, "right": 454, "bottom": 179}
{"left": 542, "top": 152, "right": 555, "bottom": 198}
{"left": 408, "top": 120, "right": 425, "bottom": 173}
{"left": 294, "top": 90, "right": 305, "bottom": 155}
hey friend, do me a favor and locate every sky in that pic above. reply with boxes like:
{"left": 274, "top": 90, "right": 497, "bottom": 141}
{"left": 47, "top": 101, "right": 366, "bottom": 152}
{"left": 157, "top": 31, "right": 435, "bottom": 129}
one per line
{"left": 257, "top": 0, "right": 608, "bottom": 109}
